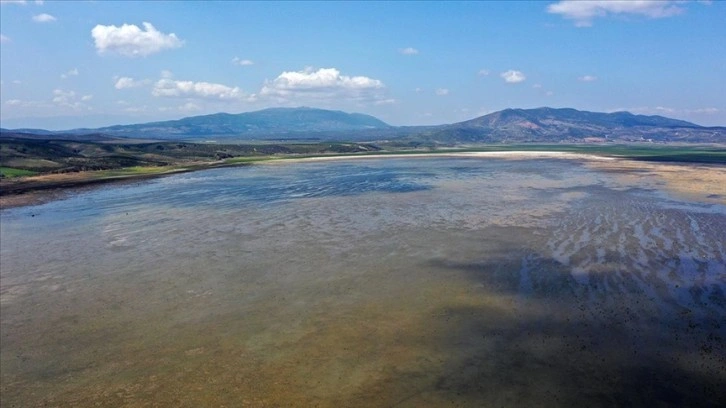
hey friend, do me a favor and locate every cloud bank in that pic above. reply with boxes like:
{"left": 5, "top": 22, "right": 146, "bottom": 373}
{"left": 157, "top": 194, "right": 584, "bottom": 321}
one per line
{"left": 152, "top": 77, "right": 244, "bottom": 100}
{"left": 260, "top": 67, "right": 385, "bottom": 103}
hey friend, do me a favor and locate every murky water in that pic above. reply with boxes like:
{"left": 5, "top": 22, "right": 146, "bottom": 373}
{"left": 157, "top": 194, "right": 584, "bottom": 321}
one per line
{"left": 1, "top": 157, "right": 724, "bottom": 407}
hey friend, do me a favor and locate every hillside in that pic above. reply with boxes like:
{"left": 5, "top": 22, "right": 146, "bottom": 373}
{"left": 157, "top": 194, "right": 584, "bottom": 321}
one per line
{"left": 419, "top": 107, "right": 725, "bottom": 144}
{"left": 83, "top": 107, "right": 391, "bottom": 139}
{"left": 3, "top": 107, "right": 724, "bottom": 144}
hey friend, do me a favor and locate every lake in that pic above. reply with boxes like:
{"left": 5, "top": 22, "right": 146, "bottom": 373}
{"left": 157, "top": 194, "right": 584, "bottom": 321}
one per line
{"left": 1, "top": 156, "right": 724, "bottom": 407}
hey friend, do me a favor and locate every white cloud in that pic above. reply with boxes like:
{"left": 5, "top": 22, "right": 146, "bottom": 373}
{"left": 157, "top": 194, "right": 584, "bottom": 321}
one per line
{"left": 60, "top": 68, "right": 79, "bottom": 79}
{"left": 178, "top": 102, "right": 201, "bottom": 112}
{"left": 81, "top": 94, "right": 93, "bottom": 101}
{"left": 12, "top": 80, "right": 21, "bottom": 84}
{"left": 51, "top": 89, "right": 90, "bottom": 110}
{"left": 500, "top": 70, "right": 526, "bottom": 83}
{"left": 618, "top": 106, "right": 721, "bottom": 117}
{"left": 374, "top": 98, "right": 396, "bottom": 105}
{"left": 232, "top": 57, "right": 254, "bottom": 66}
{"left": 478, "top": 69, "right": 490, "bottom": 76}
{"left": 152, "top": 77, "right": 244, "bottom": 100}
{"left": 0, "top": 0, "right": 43, "bottom": 5}
{"left": 690, "top": 107, "right": 719, "bottom": 114}
{"left": 260, "top": 67, "right": 386, "bottom": 103}
{"left": 547, "top": 0, "right": 685, "bottom": 27}
{"left": 114, "top": 76, "right": 150, "bottom": 89}
{"left": 578, "top": 75, "right": 597, "bottom": 82}
{"left": 32, "top": 13, "right": 55, "bottom": 22}
{"left": 532, "top": 83, "right": 543, "bottom": 88}
{"left": 124, "top": 105, "right": 147, "bottom": 113}
{"left": 91, "top": 22, "right": 183, "bottom": 57}
{"left": 399, "top": 47, "right": 419, "bottom": 55}
{"left": 0, "top": 34, "right": 10, "bottom": 43}
{"left": 52, "top": 89, "right": 75, "bottom": 104}
{"left": 435, "top": 88, "right": 449, "bottom": 96}
{"left": 4, "top": 98, "right": 48, "bottom": 108}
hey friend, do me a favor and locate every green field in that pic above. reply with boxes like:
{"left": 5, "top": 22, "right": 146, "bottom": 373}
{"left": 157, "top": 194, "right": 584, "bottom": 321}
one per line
{"left": 0, "top": 167, "right": 38, "bottom": 178}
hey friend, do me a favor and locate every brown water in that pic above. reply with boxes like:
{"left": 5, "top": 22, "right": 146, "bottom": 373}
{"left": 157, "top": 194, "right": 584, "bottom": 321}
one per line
{"left": 1, "top": 157, "right": 724, "bottom": 407}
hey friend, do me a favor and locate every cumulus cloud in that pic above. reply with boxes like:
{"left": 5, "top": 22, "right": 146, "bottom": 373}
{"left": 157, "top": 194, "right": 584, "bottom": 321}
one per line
{"left": 578, "top": 75, "right": 597, "bottom": 82}
{"left": 260, "top": 67, "right": 386, "bottom": 103}
{"left": 232, "top": 57, "right": 254, "bottom": 66}
{"left": 114, "top": 76, "right": 150, "bottom": 89}
{"left": 152, "top": 77, "right": 244, "bottom": 100}
{"left": 399, "top": 47, "right": 419, "bottom": 55}
{"left": 91, "top": 22, "right": 183, "bottom": 57}
{"left": 547, "top": 0, "right": 685, "bottom": 27}
{"left": 0, "top": 34, "right": 9, "bottom": 43}
{"left": 81, "top": 94, "right": 93, "bottom": 101}
{"left": 500, "top": 70, "right": 526, "bottom": 83}
{"left": 60, "top": 68, "right": 79, "bottom": 79}
{"left": 32, "top": 13, "right": 55, "bottom": 22}
{"left": 435, "top": 88, "right": 449, "bottom": 96}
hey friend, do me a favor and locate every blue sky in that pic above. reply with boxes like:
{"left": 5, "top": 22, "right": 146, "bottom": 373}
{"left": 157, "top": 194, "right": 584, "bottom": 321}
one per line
{"left": 1, "top": 0, "right": 724, "bottom": 129}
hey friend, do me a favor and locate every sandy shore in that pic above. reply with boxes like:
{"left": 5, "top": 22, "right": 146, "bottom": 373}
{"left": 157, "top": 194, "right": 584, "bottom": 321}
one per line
{"left": 270, "top": 151, "right": 618, "bottom": 163}
{"left": 1, "top": 151, "right": 723, "bottom": 208}
{"left": 585, "top": 159, "right": 726, "bottom": 205}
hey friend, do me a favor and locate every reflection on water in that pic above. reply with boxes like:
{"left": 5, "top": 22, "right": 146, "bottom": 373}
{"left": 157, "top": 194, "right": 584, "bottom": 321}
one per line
{"left": 1, "top": 157, "right": 724, "bottom": 407}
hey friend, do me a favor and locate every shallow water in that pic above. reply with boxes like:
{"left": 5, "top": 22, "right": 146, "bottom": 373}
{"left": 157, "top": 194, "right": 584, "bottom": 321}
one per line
{"left": 1, "top": 157, "right": 725, "bottom": 407}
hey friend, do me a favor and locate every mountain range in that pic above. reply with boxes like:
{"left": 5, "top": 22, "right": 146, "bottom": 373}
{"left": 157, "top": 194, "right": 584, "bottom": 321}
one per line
{"left": 2, "top": 107, "right": 724, "bottom": 144}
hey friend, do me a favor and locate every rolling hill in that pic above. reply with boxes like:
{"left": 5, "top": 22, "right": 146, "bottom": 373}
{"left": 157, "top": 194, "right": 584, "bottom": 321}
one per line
{"left": 2, "top": 107, "right": 724, "bottom": 143}
{"left": 418, "top": 107, "right": 725, "bottom": 144}
{"left": 82, "top": 107, "right": 391, "bottom": 139}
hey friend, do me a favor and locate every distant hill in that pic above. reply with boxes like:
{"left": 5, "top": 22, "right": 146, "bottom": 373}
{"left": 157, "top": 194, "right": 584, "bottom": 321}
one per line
{"left": 2, "top": 107, "right": 724, "bottom": 144}
{"left": 419, "top": 107, "right": 725, "bottom": 144}
{"left": 81, "top": 107, "right": 391, "bottom": 139}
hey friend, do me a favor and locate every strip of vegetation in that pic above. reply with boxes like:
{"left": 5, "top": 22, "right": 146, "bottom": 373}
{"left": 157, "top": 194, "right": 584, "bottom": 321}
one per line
{"left": 0, "top": 167, "right": 38, "bottom": 178}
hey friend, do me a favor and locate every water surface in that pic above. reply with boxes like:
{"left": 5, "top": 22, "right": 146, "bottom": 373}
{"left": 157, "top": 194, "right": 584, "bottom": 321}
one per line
{"left": 1, "top": 157, "right": 724, "bottom": 407}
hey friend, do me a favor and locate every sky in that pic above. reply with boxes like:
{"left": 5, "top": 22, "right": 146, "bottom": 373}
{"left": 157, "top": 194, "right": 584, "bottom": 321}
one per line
{"left": 0, "top": 0, "right": 725, "bottom": 130}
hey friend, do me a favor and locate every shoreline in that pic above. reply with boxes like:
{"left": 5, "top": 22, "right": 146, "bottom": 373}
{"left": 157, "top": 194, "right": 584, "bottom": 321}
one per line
{"left": 1, "top": 151, "right": 724, "bottom": 209}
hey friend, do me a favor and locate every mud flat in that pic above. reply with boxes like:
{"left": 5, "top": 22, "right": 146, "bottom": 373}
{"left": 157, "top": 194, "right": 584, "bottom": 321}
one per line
{"left": 1, "top": 156, "right": 724, "bottom": 407}
{"left": 586, "top": 159, "right": 726, "bottom": 205}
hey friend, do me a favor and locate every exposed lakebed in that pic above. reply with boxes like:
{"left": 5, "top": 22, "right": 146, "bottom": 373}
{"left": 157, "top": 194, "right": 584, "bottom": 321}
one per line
{"left": 1, "top": 156, "right": 724, "bottom": 406}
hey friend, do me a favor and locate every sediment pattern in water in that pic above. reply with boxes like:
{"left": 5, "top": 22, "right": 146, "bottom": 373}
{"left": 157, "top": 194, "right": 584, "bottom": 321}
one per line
{"left": 1, "top": 157, "right": 724, "bottom": 407}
